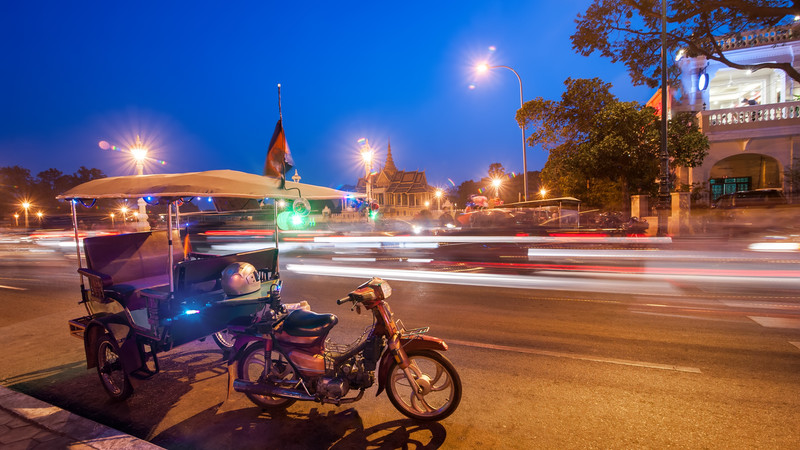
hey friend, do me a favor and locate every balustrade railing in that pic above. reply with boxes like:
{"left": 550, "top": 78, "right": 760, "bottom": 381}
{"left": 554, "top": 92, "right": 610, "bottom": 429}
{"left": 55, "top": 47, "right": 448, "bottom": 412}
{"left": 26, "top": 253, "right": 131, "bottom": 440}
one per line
{"left": 703, "top": 101, "right": 800, "bottom": 131}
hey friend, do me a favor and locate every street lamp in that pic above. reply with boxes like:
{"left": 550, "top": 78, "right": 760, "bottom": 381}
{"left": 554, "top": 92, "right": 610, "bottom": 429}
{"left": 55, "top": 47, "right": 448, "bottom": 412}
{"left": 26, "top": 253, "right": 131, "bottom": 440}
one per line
{"left": 540, "top": 188, "right": 547, "bottom": 199}
{"left": 110, "top": 213, "right": 115, "bottom": 228}
{"left": 491, "top": 178, "right": 502, "bottom": 199}
{"left": 130, "top": 135, "right": 150, "bottom": 231}
{"left": 120, "top": 206, "right": 129, "bottom": 224}
{"left": 476, "top": 62, "right": 528, "bottom": 201}
{"left": 21, "top": 201, "right": 30, "bottom": 228}
{"left": 360, "top": 139, "right": 374, "bottom": 205}
{"left": 435, "top": 189, "right": 443, "bottom": 210}
{"left": 36, "top": 211, "right": 43, "bottom": 226}
{"left": 13, "top": 213, "right": 19, "bottom": 227}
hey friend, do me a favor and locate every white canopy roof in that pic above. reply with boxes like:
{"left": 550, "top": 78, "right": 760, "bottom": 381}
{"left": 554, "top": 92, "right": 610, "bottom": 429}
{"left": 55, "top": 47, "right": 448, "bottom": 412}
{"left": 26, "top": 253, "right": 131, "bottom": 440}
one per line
{"left": 57, "top": 169, "right": 361, "bottom": 200}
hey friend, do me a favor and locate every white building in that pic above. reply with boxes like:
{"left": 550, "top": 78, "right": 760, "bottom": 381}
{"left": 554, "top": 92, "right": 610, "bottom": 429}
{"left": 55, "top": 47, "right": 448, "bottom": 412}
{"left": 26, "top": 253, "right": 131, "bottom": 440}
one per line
{"left": 673, "top": 25, "right": 800, "bottom": 204}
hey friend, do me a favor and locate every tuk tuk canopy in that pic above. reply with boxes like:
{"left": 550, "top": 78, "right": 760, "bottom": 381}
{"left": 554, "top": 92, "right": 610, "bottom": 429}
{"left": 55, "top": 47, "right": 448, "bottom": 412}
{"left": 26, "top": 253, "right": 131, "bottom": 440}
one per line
{"left": 57, "top": 169, "right": 359, "bottom": 201}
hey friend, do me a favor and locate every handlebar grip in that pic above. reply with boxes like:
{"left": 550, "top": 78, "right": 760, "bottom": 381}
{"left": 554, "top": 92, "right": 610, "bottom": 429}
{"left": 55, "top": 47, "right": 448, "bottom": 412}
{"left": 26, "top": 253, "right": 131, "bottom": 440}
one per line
{"left": 336, "top": 296, "right": 350, "bottom": 305}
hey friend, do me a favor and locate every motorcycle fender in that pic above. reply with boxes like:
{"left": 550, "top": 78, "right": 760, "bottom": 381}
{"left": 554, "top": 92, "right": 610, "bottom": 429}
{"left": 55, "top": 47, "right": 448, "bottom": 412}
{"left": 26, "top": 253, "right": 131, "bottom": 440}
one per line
{"left": 83, "top": 316, "right": 134, "bottom": 372}
{"left": 375, "top": 335, "right": 448, "bottom": 397}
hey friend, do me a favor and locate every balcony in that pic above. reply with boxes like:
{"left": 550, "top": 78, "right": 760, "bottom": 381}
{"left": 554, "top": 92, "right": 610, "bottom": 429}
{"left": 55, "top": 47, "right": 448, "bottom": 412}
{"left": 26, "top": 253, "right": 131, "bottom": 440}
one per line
{"left": 700, "top": 101, "right": 800, "bottom": 141}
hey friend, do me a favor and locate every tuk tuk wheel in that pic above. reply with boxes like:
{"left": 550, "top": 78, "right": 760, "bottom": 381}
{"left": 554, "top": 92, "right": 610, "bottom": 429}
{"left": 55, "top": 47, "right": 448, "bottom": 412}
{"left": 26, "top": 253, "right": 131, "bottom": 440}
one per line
{"left": 96, "top": 334, "right": 133, "bottom": 401}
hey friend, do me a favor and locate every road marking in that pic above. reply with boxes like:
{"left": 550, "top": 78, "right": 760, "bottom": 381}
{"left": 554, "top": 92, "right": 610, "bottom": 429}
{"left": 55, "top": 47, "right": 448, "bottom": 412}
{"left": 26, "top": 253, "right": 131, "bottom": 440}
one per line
{"left": 720, "top": 300, "right": 800, "bottom": 311}
{"left": 0, "top": 284, "right": 26, "bottom": 291}
{"left": 748, "top": 316, "right": 800, "bottom": 329}
{"left": 630, "top": 310, "right": 744, "bottom": 323}
{"left": 447, "top": 338, "right": 702, "bottom": 373}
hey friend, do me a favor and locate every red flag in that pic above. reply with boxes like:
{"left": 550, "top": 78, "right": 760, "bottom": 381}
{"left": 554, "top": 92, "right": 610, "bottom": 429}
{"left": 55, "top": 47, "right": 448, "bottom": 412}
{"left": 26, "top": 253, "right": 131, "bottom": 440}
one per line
{"left": 264, "top": 119, "right": 294, "bottom": 178}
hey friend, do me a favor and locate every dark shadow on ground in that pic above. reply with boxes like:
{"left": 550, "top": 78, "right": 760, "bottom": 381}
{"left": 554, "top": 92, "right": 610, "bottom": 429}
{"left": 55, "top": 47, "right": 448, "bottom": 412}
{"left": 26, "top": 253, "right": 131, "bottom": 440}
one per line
{"left": 153, "top": 403, "right": 446, "bottom": 450}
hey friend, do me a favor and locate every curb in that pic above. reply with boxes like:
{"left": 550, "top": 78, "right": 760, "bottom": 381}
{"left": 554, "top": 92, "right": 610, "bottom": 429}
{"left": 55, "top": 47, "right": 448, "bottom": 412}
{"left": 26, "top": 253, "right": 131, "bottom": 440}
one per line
{"left": 0, "top": 385, "right": 162, "bottom": 449}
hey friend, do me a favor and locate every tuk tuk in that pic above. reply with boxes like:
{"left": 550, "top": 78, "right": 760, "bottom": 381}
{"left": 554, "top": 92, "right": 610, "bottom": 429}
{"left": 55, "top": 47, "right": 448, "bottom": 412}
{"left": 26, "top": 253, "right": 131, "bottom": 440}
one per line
{"left": 58, "top": 169, "right": 353, "bottom": 401}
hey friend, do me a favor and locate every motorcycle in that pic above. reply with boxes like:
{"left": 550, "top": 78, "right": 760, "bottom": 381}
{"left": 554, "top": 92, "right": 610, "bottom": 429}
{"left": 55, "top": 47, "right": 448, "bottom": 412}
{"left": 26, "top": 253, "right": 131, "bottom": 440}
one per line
{"left": 227, "top": 277, "right": 462, "bottom": 421}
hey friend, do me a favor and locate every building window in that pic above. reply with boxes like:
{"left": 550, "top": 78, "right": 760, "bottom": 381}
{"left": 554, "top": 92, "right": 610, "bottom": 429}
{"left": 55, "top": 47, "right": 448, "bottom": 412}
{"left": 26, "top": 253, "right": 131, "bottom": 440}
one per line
{"left": 710, "top": 177, "right": 751, "bottom": 201}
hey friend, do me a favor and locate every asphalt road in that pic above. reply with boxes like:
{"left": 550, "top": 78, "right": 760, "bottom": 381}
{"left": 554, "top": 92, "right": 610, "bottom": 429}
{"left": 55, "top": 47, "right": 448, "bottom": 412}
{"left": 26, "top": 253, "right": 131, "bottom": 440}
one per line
{"left": 1, "top": 240, "right": 799, "bottom": 448}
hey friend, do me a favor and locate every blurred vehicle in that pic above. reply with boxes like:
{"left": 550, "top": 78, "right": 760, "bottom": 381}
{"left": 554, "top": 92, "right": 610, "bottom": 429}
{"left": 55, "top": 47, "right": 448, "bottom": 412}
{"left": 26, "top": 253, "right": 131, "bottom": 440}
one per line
{"left": 708, "top": 189, "right": 797, "bottom": 235}
{"left": 712, "top": 189, "right": 787, "bottom": 209}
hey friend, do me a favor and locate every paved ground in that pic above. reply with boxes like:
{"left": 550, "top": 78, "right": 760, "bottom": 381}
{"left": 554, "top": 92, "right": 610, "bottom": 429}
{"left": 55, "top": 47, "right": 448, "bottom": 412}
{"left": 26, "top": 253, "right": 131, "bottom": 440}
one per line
{"left": 0, "top": 385, "right": 161, "bottom": 449}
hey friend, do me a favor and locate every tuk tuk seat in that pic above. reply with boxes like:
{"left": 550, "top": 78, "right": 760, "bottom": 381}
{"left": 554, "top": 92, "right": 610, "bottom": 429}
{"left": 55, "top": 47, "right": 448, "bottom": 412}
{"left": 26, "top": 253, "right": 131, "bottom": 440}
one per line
{"left": 81, "top": 230, "right": 184, "bottom": 309}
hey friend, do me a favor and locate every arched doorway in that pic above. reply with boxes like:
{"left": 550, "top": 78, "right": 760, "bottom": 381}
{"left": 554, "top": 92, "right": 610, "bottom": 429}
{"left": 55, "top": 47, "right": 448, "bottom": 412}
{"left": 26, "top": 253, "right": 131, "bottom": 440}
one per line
{"left": 708, "top": 153, "right": 782, "bottom": 201}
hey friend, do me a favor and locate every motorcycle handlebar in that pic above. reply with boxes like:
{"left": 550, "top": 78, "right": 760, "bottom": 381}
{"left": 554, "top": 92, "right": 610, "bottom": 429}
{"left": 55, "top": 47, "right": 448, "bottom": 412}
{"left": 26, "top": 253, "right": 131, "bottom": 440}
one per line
{"left": 336, "top": 296, "right": 351, "bottom": 305}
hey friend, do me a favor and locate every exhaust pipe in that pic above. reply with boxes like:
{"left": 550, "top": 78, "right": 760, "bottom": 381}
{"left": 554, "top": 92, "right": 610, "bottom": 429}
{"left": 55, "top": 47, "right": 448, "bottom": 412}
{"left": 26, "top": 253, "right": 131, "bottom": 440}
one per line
{"left": 233, "top": 379, "right": 315, "bottom": 401}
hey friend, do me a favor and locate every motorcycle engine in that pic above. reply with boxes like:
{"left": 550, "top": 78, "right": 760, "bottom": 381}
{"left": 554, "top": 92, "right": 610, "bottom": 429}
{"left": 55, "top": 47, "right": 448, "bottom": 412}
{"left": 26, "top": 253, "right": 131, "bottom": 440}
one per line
{"left": 317, "top": 377, "right": 349, "bottom": 399}
{"left": 340, "top": 359, "right": 375, "bottom": 389}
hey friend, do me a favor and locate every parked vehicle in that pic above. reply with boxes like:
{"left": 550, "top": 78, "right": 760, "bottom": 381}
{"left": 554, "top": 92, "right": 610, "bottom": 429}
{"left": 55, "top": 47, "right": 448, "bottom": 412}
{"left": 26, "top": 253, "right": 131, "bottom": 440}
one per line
{"left": 712, "top": 189, "right": 787, "bottom": 209}
{"left": 229, "top": 277, "right": 462, "bottom": 421}
{"left": 59, "top": 169, "right": 353, "bottom": 401}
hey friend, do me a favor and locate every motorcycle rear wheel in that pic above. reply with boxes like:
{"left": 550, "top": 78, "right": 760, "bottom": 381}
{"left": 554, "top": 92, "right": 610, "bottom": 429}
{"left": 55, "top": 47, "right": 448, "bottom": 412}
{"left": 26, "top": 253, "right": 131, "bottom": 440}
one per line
{"left": 238, "top": 344, "right": 297, "bottom": 410}
{"left": 386, "top": 349, "right": 461, "bottom": 421}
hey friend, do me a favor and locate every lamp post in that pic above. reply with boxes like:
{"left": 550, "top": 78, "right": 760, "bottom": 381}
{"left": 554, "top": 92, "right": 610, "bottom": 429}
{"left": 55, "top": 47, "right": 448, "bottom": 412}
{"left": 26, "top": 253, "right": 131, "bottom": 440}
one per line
{"left": 13, "top": 213, "right": 19, "bottom": 227}
{"left": 130, "top": 136, "right": 150, "bottom": 231}
{"left": 21, "top": 201, "right": 30, "bottom": 228}
{"left": 120, "top": 206, "right": 129, "bottom": 225}
{"left": 110, "top": 213, "right": 115, "bottom": 228}
{"left": 36, "top": 211, "right": 43, "bottom": 226}
{"left": 360, "top": 140, "right": 374, "bottom": 204}
{"left": 540, "top": 188, "right": 547, "bottom": 199}
{"left": 435, "top": 189, "right": 443, "bottom": 211}
{"left": 476, "top": 63, "right": 528, "bottom": 201}
{"left": 657, "top": 0, "right": 671, "bottom": 236}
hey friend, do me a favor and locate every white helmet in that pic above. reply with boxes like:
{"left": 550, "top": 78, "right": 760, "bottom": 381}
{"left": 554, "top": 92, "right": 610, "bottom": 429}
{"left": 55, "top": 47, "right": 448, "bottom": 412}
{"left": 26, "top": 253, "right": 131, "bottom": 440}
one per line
{"left": 221, "top": 262, "right": 261, "bottom": 296}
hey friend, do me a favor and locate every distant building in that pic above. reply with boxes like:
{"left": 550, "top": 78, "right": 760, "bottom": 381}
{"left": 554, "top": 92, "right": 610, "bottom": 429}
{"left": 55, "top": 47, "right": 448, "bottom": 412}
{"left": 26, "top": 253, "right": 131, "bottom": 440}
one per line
{"left": 356, "top": 140, "right": 436, "bottom": 216}
{"left": 673, "top": 24, "right": 800, "bottom": 204}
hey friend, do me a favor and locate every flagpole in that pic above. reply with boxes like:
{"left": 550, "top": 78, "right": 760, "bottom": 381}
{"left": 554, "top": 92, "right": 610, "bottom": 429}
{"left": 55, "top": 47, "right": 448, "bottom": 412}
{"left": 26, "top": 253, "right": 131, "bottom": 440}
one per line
{"left": 275, "top": 83, "right": 283, "bottom": 259}
{"left": 278, "top": 83, "right": 282, "bottom": 121}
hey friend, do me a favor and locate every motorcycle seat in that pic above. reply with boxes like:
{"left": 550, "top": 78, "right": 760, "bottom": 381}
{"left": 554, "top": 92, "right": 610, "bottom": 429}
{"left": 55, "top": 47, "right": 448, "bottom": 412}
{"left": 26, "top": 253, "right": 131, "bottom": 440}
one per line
{"left": 282, "top": 309, "right": 338, "bottom": 337}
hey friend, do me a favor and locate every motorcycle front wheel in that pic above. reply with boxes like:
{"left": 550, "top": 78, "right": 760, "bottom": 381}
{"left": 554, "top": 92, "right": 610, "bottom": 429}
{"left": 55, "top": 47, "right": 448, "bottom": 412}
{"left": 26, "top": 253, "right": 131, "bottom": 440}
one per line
{"left": 386, "top": 349, "right": 462, "bottom": 421}
{"left": 237, "top": 344, "right": 297, "bottom": 410}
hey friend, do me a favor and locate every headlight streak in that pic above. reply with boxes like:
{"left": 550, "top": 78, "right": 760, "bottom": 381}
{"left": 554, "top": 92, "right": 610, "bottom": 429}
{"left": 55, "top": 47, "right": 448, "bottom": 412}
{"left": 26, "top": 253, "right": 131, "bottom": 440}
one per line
{"left": 284, "top": 263, "right": 681, "bottom": 296}
{"left": 313, "top": 235, "right": 673, "bottom": 244}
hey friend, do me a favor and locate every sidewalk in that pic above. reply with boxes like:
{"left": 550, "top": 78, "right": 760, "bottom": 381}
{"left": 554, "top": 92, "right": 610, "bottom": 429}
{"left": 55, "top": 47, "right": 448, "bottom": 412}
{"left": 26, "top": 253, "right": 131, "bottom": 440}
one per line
{"left": 0, "top": 385, "right": 161, "bottom": 449}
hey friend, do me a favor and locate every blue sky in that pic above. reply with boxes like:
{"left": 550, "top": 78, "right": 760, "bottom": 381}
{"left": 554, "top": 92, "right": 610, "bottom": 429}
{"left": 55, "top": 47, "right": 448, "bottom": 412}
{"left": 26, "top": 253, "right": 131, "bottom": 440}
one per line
{"left": 0, "top": 1, "right": 653, "bottom": 190}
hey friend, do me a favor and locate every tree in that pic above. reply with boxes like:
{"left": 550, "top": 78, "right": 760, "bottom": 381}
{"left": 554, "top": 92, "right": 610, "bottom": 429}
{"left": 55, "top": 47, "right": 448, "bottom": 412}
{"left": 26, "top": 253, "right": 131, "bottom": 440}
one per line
{"left": 667, "top": 111, "right": 709, "bottom": 169}
{"left": 487, "top": 163, "right": 506, "bottom": 179}
{"left": 73, "top": 166, "right": 106, "bottom": 184}
{"left": 519, "top": 78, "right": 708, "bottom": 210}
{"left": 571, "top": 1, "right": 800, "bottom": 88}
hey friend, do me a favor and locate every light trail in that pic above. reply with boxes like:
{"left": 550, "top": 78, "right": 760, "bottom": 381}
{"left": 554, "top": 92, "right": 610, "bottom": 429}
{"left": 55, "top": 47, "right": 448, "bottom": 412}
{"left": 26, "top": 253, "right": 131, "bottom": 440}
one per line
{"left": 313, "top": 235, "right": 673, "bottom": 244}
{"left": 284, "top": 263, "right": 680, "bottom": 296}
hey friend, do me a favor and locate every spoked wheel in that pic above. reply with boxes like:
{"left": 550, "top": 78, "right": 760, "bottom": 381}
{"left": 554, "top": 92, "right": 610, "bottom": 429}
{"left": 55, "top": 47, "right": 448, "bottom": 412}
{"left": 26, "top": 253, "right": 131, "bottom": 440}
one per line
{"left": 237, "top": 344, "right": 297, "bottom": 410}
{"left": 387, "top": 349, "right": 462, "bottom": 421}
{"left": 212, "top": 329, "right": 235, "bottom": 350}
{"left": 95, "top": 334, "right": 133, "bottom": 401}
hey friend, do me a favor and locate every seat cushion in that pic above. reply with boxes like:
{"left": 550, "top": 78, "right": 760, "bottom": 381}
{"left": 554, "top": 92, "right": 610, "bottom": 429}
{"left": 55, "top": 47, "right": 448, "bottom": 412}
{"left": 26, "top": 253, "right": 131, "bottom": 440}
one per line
{"left": 110, "top": 275, "right": 170, "bottom": 310}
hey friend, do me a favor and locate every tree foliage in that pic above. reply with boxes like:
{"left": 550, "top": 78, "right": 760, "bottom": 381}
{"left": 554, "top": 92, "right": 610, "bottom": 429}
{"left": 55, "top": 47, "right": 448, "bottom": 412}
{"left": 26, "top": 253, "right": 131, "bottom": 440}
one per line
{"left": 518, "top": 78, "right": 709, "bottom": 210}
{"left": 571, "top": 0, "right": 800, "bottom": 88}
{"left": 1, "top": 165, "right": 106, "bottom": 219}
